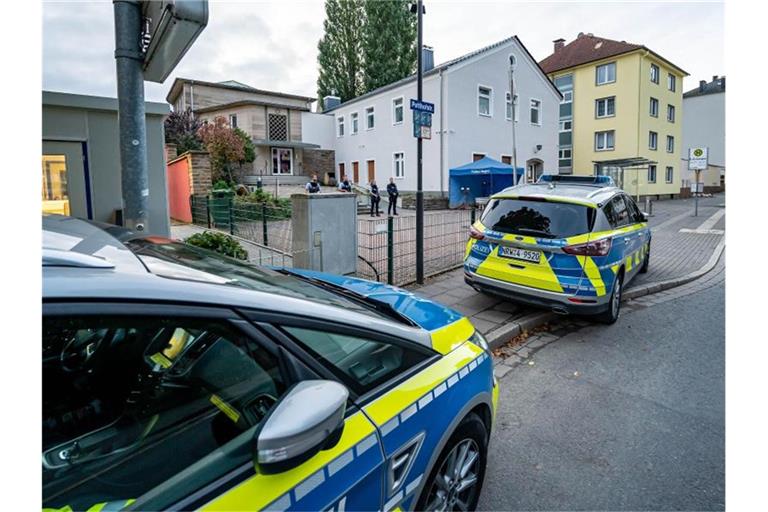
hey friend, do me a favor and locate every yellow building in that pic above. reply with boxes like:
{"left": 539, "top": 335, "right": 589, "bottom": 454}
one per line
{"left": 540, "top": 33, "right": 688, "bottom": 199}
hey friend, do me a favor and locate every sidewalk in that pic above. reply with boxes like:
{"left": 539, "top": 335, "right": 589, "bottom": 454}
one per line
{"left": 407, "top": 193, "right": 725, "bottom": 346}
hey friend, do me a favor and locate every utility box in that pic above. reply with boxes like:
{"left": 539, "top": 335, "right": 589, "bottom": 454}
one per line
{"left": 291, "top": 193, "right": 357, "bottom": 275}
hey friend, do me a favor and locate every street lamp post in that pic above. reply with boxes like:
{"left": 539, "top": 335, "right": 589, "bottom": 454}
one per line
{"left": 414, "top": 0, "right": 425, "bottom": 284}
{"left": 509, "top": 58, "right": 520, "bottom": 186}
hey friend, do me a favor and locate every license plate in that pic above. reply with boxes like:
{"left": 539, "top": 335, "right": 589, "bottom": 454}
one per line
{"left": 498, "top": 246, "right": 541, "bottom": 263}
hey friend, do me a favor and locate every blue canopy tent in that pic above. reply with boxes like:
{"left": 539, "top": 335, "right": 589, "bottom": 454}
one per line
{"left": 448, "top": 156, "right": 523, "bottom": 208}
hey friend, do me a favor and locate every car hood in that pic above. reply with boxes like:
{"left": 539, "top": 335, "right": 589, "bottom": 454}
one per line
{"left": 285, "top": 269, "right": 476, "bottom": 354}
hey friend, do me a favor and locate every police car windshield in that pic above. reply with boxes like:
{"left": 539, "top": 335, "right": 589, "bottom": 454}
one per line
{"left": 481, "top": 198, "right": 595, "bottom": 239}
{"left": 125, "top": 238, "right": 383, "bottom": 317}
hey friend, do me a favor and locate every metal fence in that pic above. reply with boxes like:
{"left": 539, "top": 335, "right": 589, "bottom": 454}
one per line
{"left": 357, "top": 209, "right": 476, "bottom": 286}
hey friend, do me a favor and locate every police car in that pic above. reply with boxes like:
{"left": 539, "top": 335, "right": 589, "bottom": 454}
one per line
{"left": 464, "top": 175, "right": 651, "bottom": 324}
{"left": 43, "top": 215, "right": 498, "bottom": 512}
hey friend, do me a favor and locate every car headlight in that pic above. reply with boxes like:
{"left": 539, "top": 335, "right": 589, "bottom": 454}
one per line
{"left": 470, "top": 331, "right": 490, "bottom": 353}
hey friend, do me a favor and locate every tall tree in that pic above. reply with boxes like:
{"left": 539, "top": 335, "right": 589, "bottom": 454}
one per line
{"left": 317, "top": 0, "right": 365, "bottom": 110}
{"left": 362, "top": 0, "right": 417, "bottom": 93}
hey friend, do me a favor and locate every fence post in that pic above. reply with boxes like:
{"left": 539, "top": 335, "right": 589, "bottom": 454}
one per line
{"left": 228, "top": 197, "right": 235, "bottom": 235}
{"left": 205, "top": 196, "right": 211, "bottom": 229}
{"left": 387, "top": 215, "right": 394, "bottom": 285}
{"left": 261, "top": 203, "right": 269, "bottom": 246}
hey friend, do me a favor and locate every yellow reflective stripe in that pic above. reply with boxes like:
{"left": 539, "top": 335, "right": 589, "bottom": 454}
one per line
{"left": 465, "top": 238, "right": 476, "bottom": 259}
{"left": 200, "top": 412, "right": 375, "bottom": 511}
{"left": 83, "top": 500, "right": 134, "bottom": 512}
{"left": 565, "top": 222, "right": 647, "bottom": 246}
{"left": 364, "top": 342, "right": 483, "bottom": 427}
{"left": 431, "top": 317, "right": 475, "bottom": 354}
{"left": 492, "top": 379, "right": 500, "bottom": 420}
{"left": 43, "top": 508, "right": 73, "bottom": 512}
{"left": 576, "top": 256, "right": 606, "bottom": 297}
{"left": 611, "top": 264, "right": 620, "bottom": 275}
{"left": 475, "top": 245, "right": 564, "bottom": 293}
{"left": 625, "top": 256, "right": 633, "bottom": 271}
{"left": 634, "top": 251, "right": 640, "bottom": 265}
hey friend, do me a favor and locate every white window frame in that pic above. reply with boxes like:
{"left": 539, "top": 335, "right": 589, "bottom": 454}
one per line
{"left": 229, "top": 114, "right": 238, "bottom": 129}
{"left": 392, "top": 97, "right": 404, "bottom": 125}
{"left": 650, "top": 63, "right": 660, "bottom": 84}
{"left": 595, "top": 130, "right": 615, "bottom": 151}
{"left": 559, "top": 120, "right": 572, "bottom": 131}
{"left": 666, "top": 135, "right": 675, "bottom": 153}
{"left": 562, "top": 90, "right": 573, "bottom": 103}
{"left": 336, "top": 115, "right": 345, "bottom": 137}
{"left": 529, "top": 98, "right": 542, "bottom": 126}
{"left": 650, "top": 97, "right": 659, "bottom": 117}
{"left": 471, "top": 152, "right": 487, "bottom": 162}
{"left": 478, "top": 85, "right": 493, "bottom": 117}
{"left": 393, "top": 152, "right": 405, "bottom": 179}
{"left": 667, "top": 104, "right": 675, "bottom": 123}
{"left": 350, "top": 112, "right": 359, "bottom": 135}
{"left": 271, "top": 147, "right": 294, "bottom": 175}
{"left": 558, "top": 148, "right": 572, "bottom": 159}
{"left": 649, "top": 131, "right": 658, "bottom": 150}
{"left": 667, "top": 73, "right": 676, "bottom": 92}
{"left": 595, "top": 96, "right": 615, "bottom": 118}
{"left": 500, "top": 154, "right": 514, "bottom": 165}
{"left": 596, "top": 62, "right": 616, "bottom": 85}
{"left": 365, "top": 106, "right": 375, "bottom": 130}
{"left": 665, "top": 165, "right": 674, "bottom": 183}
{"left": 505, "top": 92, "right": 513, "bottom": 121}
{"left": 648, "top": 164, "right": 657, "bottom": 183}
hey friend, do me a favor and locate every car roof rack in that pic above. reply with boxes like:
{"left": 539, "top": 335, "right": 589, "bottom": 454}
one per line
{"left": 537, "top": 175, "right": 616, "bottom": 187}
{"left": 42, "top": 248, "right": 115, "bottom": 269}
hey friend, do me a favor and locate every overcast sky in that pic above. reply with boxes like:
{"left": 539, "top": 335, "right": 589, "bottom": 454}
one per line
{"left": 42, "top": 0, "right": 724, "bottom": 105}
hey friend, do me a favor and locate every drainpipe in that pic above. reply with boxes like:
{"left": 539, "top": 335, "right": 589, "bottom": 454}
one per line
{"left": 439, "top": 68, "right": 445, "bottom": 197}
{"left": 636, "top": 51, "right": 648, "bottom": 201}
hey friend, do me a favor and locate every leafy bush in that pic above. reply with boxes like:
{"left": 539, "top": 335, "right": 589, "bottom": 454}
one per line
{"left": 213, "top": 179, "right": 233, "bottom": 191}
{"left": 164, "top": 109, "right": 203, "bottom": 155}
{"left": 185, "top": 231, "right": 248, "bottom": 260}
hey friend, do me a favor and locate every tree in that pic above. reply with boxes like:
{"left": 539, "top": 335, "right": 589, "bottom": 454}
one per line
{"left": 317, "top": 0, "right": 365, "bottom": 109}
{"left": 197, "top": 117, "right": 245, "bottom": 184}
{"left": 234, "top": 128, "right": 256, "bottom": 166}
{"left": 164, "top": 108, "right": 203, "bottom": 155}
{"left": 362, "top": 0, "right": 417, "bottom": 92}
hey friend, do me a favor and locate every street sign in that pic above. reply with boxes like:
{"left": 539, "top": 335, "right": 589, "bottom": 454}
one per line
{"left": 410, "top": 99, "right": 435, "bottom": 113}
{"left": 141, "top": 1, "right": 209, "bottom": 83}
{"left": 688, "top": 147, "right": 709, "bottom": 170}
{"left": 412, "top": 108, "right": 432, "bottom": 139}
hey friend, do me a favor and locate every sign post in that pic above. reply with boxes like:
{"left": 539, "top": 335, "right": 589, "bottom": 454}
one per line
{"left": 688, "top": 147, "right": 709, "bottom": 217}
{"left": 413, "top": 0, "right": 425, "bottom": 284}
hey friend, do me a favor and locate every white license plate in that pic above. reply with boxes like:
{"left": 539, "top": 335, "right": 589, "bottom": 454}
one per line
{"left": 498, "top": 246, "right": 541, "bottom": 263}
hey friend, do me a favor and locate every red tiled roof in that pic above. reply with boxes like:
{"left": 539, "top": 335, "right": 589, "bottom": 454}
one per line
{"left": 539, "top": 34, "right": 644, "bottom": 74}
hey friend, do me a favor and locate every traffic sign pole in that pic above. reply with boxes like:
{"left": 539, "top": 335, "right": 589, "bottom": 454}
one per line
{"left": 415, "top": 0, "right": 424, "bottom": 284}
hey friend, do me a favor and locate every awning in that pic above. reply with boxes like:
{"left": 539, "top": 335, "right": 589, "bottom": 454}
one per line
{"left": 449, "top": 156, "right": 523, "bottom": 176}
{"left": 252, "top": 139, "right": 321, "bottom": 149}
{"left": 592, "top": 157, "right": 657, "bottom": 169}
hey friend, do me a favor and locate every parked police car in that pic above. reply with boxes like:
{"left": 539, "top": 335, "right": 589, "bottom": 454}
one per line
{"left": 43, "top": 215, "right": 497, "bottom": 512}
{"left": 464, "top": 175, "right": 651, "bottom": 323}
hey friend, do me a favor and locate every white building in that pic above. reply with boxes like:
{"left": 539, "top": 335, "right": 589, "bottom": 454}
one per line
{"left": 682, "top": 76, "right": 725, "bottom": 192}
{"left": 305, "top": 36, "right": 561, "bottom": 197}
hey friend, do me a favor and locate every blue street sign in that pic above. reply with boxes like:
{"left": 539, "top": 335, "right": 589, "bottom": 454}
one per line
{"left": 413, "top": 110, "right": 432, "bottom": 127}
{"left": 410, "top": 99, "right": 435, "bottom": 113}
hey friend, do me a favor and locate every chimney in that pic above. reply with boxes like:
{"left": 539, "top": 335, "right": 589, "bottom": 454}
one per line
{"left": 553, "top": 38, "right": 565, "bottom": 53}
{"left": 577, "top": 32, "right": 585, "bottom": 38}
{"left": 422, "top": 45, "right": 435, "bottom": 72}
{"left": 712, "top": 75, "right": 718, "bottom": 82}
{"left": 322, "top": 95, "right": 341, "bottom": 111}
{"left": 699, "top": 80, "right": 706, "bottom": 92}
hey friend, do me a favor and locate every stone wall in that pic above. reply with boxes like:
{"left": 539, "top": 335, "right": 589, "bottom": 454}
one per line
{"left": 303, "top": 149, "right": 336, "bottom": 184}
{"left": 400, "top": 192, "right": 449, "bottom": 210}
{"left": 186, "top": 151, "right": 213, "bottom": 196}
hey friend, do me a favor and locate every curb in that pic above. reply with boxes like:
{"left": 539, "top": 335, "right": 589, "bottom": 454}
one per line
{"left": 485, "top": 237, "right": 725, "bottom": 351}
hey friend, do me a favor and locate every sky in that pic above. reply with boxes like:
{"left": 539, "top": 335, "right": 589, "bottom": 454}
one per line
{"left": 42, "top": 0, "right": 724, "bottom": 105}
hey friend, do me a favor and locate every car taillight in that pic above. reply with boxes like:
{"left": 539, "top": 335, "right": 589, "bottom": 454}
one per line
{"left": 563, "top": 237, "right": 612, "bottom": 256}
{"left": 469, "top": 226, "right": 485, "bottom": 240}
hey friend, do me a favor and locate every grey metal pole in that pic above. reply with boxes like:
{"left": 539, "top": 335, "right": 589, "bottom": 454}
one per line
{"left": 113, "top": 0, "right": 149, "bottom": 232}
{"left": 415, "top": 0, "right": 424, "bottom": 284}
{"left": 509, "top": 64, "right": 519, "bottom": 185}
{"left": 694, "top": 169, "right": 700, "bottom": 217}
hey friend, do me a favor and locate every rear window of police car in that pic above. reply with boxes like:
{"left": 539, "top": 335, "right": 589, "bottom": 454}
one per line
{"left": 480, "top": 198, "right": 595, "bottom": 239}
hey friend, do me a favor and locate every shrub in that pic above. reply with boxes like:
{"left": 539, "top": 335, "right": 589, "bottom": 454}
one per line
{"left": 185, "top": 231, "right": 248, "bottom": 260}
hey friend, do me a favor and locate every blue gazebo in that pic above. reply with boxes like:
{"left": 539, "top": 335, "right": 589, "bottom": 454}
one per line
{"left": 448, "top": 156, "right": 523, "bottom": 208}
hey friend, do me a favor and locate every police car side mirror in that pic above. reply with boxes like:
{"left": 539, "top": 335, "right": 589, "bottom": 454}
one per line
{"left": 641, "top": 211, "right": 650, "bottom": 222}
{"left": 255, "top": 380, "right": 348, "bottom": 474}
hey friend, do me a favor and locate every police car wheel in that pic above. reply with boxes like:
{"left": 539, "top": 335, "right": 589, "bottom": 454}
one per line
{"left": 417, "top": 413, "right": 488, "bottom": 512}
{"left": 596, "top": 272, "right": 623, "bottom": 325}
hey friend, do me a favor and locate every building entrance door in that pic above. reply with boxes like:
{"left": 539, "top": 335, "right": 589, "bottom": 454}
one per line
{"left": 352, "top": 161, "right": 359, "bottom": 183}
{"left": 367, "top": 160, "right": 375, "bottom": 183}
{"left": 42, "top": 141, "right": 90, "bottom": 219}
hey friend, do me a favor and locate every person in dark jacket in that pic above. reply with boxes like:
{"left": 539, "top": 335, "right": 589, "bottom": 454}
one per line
{"left": 387, "top": 177, "right": 399, "bottom": 216}
{"left": 338, "top": 175, "right": 352, "bottom": 192}
{"left": 369, "top": 180, "right": 381, "bottom": 217}
{"left": 305, "top": 174, "right": 321, "bottom": 193}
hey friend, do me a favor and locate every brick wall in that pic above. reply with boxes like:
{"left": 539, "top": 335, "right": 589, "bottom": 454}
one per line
{"left": 186, "top": 151, "right": 213, "bottom": 196}
{"left": 303, "top": 149, "right": 335, "bottom": 183}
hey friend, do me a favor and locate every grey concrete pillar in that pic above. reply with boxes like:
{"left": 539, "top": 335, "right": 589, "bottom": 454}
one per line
{"left": 291, "top": 193, "right": 358, "bottom": 274}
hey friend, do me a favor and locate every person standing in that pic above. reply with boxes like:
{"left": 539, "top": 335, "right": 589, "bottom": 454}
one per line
{"left": 387, "top": 177, "right": 399, "bottom": 216}
{"left": 338, "top": 175, "right": 352, "bottom": 192}
{"left": 369, "top": 180, "right": 381, "bottom": 217}
{"left": 305, "top": 174, "right": 321, "bottom": 194}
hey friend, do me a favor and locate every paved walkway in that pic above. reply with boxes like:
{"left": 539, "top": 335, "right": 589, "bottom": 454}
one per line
{"left": 407, "top": 194, "right": 725, "bottom": 337}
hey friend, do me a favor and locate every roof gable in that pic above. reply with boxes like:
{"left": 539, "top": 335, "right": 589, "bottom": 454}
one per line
{"left": 539, "top": 34, "right": 643, "bottom": 74}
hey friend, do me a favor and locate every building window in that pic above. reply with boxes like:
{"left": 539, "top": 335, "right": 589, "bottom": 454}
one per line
{"left": 558, "top": 148, "right": 572, "bottom": 168}
{"left": 666, "top": 135, "right": 675, "bottom": 153}
{"left": 649, "top": 131, "right": 658, "bottom": 150}
{"left": 337, "top": 116, "right": 344, "bottom": 137}
{"left": 505, "top": 92, "right": 513, "bottom": 121}
{"left": 365, "top": 107, "right": 375, "bottom": 130}
{"left": 350, "top": 112, "right": 359, "bottom": 134}
{"left": 650, "top": 97, "right": 659, "bottom": 117}
{"left": 478, "top": 86, "right": 492, "bottom": 116}
{"left": 472, "top": 153, "right": 486, "bottom": 162}
{"left": 595, "top": 130, "right": 615, "bottom": 151}
{"left": 595, "top": 96, "right": 615, "bottom": 118}
{"left": 666, "top": 166, "right": 674, "bottom": 183}
{"left": 268, "top": 113, "right": 288, "bottom": 141}
{"left": 559, "top": 120, "right": 572, "bottom": 131}
{"left": 650, "top": 63, "right": 660, "bottom": 84}
{"left": 668, "top": 73, "right": 676, "bottom": 92}
{"left": 229, "top": 114, "right": 238, "bottom": 129}
{"left": 648, "top": 164, "right": 657, "bottom": 183}
{"left": 529, "top": 99, "right": 541, "bottom": 125}
{"left": 667, "top": 104, "right": 676, "bottom": 123}
{"left": 501, "top": 155, "right": 513, "bottom": 165}
{"left": 392, "top": 97, "right": 404, "bottom": 125}
{"left": 596, "top": 62, "right": 616, "bottom": 85}
{"left": 393, "top": 152, "right": 405, "bottom": 178}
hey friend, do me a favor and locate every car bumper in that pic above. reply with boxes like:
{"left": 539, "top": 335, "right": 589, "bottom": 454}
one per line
{"left": 464, "top": 269, "right": 611, "bottom": 315}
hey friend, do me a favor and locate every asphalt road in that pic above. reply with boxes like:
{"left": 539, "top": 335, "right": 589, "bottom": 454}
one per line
{"left": 479, "top": 279, "right": 725, "bottom": 510}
